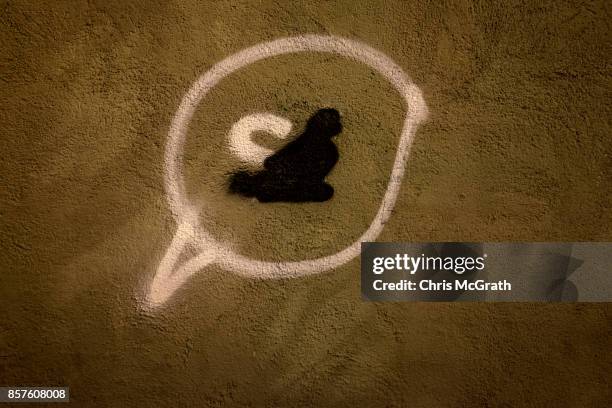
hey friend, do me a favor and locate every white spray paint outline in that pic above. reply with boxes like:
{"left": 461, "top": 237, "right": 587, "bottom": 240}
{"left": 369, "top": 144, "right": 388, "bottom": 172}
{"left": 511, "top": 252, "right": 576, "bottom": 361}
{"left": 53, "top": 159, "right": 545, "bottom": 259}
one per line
{"left": 146, "top": 35, "right": 428, "bottom": 308}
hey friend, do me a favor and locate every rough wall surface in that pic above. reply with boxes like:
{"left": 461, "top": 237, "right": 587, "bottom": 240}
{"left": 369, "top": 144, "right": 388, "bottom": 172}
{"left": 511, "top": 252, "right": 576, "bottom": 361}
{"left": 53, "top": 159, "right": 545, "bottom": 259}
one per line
{"left": 1, "top": 1, "right": 610, "bottom": 406}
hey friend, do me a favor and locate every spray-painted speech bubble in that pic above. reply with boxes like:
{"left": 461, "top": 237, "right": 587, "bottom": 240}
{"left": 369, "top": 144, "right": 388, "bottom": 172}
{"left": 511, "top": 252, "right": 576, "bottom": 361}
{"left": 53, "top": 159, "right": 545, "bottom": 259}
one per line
{"left": 145, "top": 35, "right": 428, "bottom": 308}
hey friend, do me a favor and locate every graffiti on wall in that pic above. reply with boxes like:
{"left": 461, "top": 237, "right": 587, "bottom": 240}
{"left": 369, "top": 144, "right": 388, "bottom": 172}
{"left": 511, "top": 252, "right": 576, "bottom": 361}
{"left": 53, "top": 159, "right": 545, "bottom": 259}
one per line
{"left": 145, "top": 35, "right": 428, "bottom": 309}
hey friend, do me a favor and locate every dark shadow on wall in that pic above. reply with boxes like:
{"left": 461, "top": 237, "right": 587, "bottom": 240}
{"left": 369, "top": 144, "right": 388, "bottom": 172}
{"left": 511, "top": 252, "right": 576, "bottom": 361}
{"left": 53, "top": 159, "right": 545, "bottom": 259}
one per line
{"left": 229, "top": 108, "right": 342, "bottom": 202}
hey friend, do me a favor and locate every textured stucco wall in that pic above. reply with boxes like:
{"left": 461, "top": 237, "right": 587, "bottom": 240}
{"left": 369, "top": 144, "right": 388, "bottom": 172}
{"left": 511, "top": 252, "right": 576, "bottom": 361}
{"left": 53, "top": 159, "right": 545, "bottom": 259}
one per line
{"left": 1, "top": 1, "right": 610, "bottom": 406}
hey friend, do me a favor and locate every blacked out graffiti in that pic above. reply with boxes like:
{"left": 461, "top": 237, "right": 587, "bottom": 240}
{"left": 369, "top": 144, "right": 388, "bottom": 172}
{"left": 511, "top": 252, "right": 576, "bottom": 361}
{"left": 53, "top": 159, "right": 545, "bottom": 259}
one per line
{"left": 229, "top": 108, "right": 342, "bottom": 202}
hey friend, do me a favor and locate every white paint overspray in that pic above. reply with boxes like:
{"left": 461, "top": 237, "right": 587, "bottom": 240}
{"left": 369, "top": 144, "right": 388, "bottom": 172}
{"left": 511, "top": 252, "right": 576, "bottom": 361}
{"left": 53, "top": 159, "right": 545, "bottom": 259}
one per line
{"left": 146, "top": 35, "right": 428, "bottom": 308}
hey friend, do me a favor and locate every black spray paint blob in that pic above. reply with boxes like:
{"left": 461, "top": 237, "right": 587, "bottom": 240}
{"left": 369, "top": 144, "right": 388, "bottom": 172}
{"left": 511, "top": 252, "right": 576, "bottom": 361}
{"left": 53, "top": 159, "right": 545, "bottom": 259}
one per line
{"left": 229, "top": 108, "right": 342, "bottom": 202}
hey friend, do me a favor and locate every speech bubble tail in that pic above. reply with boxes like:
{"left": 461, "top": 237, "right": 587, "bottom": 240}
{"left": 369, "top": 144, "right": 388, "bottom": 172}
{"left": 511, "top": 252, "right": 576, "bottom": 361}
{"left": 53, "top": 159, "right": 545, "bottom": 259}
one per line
{"left": 145, "top": 221, "right": 218, "bottom": 309}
